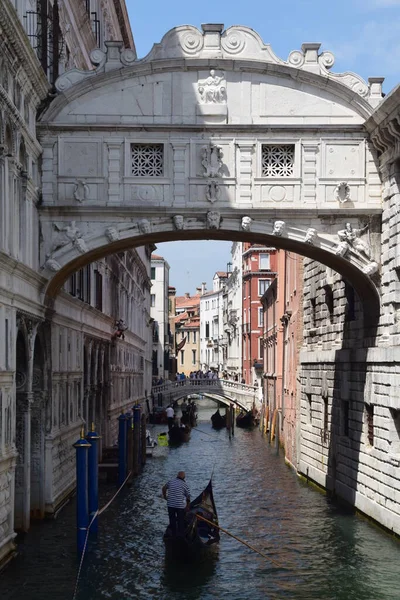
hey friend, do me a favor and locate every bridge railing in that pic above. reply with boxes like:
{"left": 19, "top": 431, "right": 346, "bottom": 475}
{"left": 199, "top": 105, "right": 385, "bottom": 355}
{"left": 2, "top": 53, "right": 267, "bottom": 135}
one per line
{"left": 151, "top": 378, "right": 257, "bottom": 397}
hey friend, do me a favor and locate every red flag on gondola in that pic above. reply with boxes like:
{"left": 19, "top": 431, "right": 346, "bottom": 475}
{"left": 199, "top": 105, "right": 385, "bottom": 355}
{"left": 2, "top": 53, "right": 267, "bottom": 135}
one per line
{"left": 176, "top": 337, "right": 187, "bottom": 352}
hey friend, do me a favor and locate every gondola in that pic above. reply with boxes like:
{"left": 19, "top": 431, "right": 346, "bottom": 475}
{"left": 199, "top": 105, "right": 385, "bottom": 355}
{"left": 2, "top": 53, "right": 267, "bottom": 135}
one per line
{"left": 236, "top": 410, "right": 255, "bottom": 428}
{"left": 168, "top": 424, "right": 191, "bottom": 445}
{"left": 211, "top": 408, "right": 226, "bottom": 430}
{"left": 163, "top": 479, "right": 220, "bottom": 560}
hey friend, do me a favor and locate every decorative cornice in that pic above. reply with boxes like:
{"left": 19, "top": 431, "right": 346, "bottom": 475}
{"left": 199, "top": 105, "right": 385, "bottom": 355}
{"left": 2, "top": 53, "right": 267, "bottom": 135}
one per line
{"left": 365, "top": 85, "right": 400, "bottom": 166}
{"left": 0, "top": 87, "right": 42, "bottom": 154}
{"left": 48, "top": 24, "right": 381, "bottom": 112}
{"left": 0, "top": 0, "right": 50, "bottom": 101}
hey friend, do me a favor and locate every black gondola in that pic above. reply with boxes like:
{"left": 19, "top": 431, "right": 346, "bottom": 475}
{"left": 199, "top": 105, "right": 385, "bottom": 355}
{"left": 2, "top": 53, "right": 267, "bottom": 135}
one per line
{"left": 236, "top": 410, "right": 255, "bottom": 428}
{"left": 168, "top": 424, "right": 191, "bottom": 445}
{"left": 163, "top": 479, "right": 219, "bottom": 560}
{"left": 211, "top": 409, "right": 226, "bottom": 430}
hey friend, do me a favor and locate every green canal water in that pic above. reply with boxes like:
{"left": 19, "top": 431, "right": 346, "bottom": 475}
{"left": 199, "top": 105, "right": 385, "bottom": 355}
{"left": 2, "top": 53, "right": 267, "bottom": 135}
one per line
{"left": 1, "top": 405, "right": 400, "bottom": 600}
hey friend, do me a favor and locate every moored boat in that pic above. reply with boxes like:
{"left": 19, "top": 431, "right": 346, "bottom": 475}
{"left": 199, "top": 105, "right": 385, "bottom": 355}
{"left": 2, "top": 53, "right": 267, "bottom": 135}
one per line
{"left": 236, "top": 410, "right": 255, "bottom": 428}
{"left": 168, "top": 424, "right": 191, "bottom": 445}
{"left": 211, "top": 409, "right": 226, "bottom": 430}
{"left": 163, "top": 479, "right": 219, "bottom": 560}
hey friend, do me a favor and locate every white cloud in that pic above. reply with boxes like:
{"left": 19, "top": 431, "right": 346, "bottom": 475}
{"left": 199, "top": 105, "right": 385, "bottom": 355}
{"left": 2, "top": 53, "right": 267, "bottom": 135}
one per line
{"left": 328, "top": 19, "right": 400, "bottom": 82}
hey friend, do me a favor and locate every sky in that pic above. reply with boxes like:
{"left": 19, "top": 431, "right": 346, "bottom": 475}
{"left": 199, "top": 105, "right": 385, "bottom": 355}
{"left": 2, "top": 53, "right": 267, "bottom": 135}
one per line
{"left": 125, "top": 0, "right": 400, "bottom": 295}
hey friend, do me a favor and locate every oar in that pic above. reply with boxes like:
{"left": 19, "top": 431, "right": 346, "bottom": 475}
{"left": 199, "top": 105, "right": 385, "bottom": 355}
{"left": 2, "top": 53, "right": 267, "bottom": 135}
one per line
{"left": 195, "top": 514, "right": 287, "bottom": 569}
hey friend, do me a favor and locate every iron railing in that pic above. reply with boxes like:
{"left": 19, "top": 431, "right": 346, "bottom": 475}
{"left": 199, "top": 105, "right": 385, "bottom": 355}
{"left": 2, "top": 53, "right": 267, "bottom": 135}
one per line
{"left": 23, "top": 0, "right": 63, "bottom": 85}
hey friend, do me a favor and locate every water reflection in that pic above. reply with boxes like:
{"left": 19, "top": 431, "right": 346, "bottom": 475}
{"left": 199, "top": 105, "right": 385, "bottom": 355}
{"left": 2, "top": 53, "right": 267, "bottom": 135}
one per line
{"left": 162, "top": 552, "right": 218, "bottom": 597}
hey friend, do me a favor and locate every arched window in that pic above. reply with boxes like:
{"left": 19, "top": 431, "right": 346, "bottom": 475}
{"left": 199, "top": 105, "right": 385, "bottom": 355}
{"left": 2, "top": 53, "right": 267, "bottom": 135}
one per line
{"left": 5, "top": 123, "right": 13, "bottom": 156}
{"left": 19, "top": 139, "right": 27, "bottom": 171}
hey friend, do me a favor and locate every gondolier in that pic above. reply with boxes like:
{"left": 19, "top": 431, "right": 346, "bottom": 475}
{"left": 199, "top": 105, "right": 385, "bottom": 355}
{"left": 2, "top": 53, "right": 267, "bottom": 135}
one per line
{"left": 162, "top": 471, "right": 190, "bottom": 537}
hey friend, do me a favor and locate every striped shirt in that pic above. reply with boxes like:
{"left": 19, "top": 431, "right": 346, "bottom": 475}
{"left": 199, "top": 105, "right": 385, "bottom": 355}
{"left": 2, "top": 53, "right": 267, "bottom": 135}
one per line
{"left": 165, "top": 477, "right": 190, "bottom": 509}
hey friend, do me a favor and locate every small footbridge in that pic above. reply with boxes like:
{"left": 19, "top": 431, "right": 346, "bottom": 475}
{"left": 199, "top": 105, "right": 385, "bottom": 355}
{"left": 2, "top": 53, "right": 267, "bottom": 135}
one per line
{"left": 151, "top": 379, "right": 258, "bottom": 412}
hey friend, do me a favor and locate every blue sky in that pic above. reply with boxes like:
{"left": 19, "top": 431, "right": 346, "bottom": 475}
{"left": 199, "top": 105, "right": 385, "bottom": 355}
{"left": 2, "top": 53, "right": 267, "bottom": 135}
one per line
{"left": 126, "top": 0, "right": 400, "bottom": 294}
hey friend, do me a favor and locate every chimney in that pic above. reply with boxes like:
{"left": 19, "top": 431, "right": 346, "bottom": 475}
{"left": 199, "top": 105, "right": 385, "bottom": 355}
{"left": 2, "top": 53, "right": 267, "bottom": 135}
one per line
{"left": 201, "top": 282, "right": 207, "bottom": 294}
{"left": 196, "top": 287, "right": 202, "bottom": 294}
{"left": 185, "top": 292, "right": 190, "bottom": 298}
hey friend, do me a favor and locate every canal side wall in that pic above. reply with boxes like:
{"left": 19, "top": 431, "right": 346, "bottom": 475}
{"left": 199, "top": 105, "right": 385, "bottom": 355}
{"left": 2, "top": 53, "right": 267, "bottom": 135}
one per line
{"left": 299, "top": 254, "right": 400, "bottom": 536}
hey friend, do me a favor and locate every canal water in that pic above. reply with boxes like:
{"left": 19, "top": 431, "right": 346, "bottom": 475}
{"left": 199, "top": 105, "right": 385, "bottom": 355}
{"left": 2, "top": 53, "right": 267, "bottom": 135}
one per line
{"left": 1, "top": 404, "right": 400, "bottom": 600}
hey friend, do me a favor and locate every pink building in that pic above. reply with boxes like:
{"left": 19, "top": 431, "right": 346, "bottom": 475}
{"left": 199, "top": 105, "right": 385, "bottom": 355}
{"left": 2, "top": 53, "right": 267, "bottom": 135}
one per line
{"left": 261, "top": 250, "right": 303, "bottom": 467}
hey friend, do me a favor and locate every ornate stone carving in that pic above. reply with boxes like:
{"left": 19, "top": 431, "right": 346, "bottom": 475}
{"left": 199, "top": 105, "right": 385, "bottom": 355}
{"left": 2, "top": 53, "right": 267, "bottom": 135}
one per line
{"left": 181, "top": 30, "right": 204, "bottom": 55}
{"left": 305, "top": 228, "right": 317, "bottom": 244}
{"left": 198, "top": 70, "right": 226, "bottom": 104}
{"left": 172, "top": 215, "right": 185, "bottom": 230}
{"left": 75, "top": 238, "right": 88, "bottom": 254}
{"left": 49, "top": 221, "right": 85, "bottom": 256}
{"left": 201, "top": 145, "right": 224, "bottom": 178}
{"left": 362, "top": 261, "right": 379, "bottom": 277}
{"left": 73, "top": 179, "right": 90, "bottom": 202}
{"left": 334, "top": 241, "right": 350, "bottom": 257}
{"left": 272, "top": 220, "right": 286, "bottom": 236}
{"left": 334, "top": 181, "right": 351, "bottom": 203}
{"left": 205, "top": 181, "right": 221, "bottom": 203}
{"left": 138, "top": 218, "right": 151, "bottom": 234}
{"left": 337, "top": 222, "right": 371, "bottom": 259}
{"left": 241, "top": 216, "right": 252, "bottom": 231}
{"left": 206, "top": 211, "right": 221, "bottom": 230}
{"left": 45, "top": 259, "right": 61, "bottom": 272}
{"left": 105, "top": 227, "right": 120, "bottom": 242}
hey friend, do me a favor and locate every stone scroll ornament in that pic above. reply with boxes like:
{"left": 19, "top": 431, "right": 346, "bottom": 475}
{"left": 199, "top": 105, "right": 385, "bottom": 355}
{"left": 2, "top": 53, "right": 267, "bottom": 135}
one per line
{"left": 201, "top": 145, "right": 224, "bottom": 178}
{"left": 198, "top": 69, "right": 227, "bottom": 104}
{"left": 334, "top": 182, "right": 351, "bottom": 204}
{"left": 73, "top": 179, "right": 90, "bottom": 203}
{"left": 206, "top": 181, "right": 221, "bottom": 203}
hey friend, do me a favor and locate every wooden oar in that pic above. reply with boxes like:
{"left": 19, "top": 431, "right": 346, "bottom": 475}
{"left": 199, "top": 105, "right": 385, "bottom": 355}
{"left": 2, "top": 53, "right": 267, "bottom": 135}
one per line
{"left": 195, "top": 514, "right": 287, "bottom": 569}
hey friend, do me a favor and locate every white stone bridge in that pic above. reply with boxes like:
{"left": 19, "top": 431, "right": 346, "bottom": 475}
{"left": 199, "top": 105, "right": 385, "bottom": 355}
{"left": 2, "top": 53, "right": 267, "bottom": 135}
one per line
{"left": 38, "top": 23, "right": 384, "bottom": 329}
{"left": 151, "top": 379, "right": 259, "bottom": 411}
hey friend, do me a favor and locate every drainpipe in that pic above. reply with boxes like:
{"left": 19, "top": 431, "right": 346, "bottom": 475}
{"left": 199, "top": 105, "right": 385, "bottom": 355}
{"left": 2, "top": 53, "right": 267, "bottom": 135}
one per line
{"left": 281, "top": 252, "right": 289, "bottom": 433}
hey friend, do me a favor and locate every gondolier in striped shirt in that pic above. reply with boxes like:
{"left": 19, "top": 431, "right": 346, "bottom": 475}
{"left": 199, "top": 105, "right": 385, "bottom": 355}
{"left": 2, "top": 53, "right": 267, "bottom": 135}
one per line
{"left": 162, "top": 471, "right": 190, "bottom": 537}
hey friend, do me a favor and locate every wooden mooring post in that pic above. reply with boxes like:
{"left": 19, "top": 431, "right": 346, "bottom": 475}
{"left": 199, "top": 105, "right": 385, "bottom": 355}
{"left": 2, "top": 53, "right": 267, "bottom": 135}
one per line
{"left": 141, "top": 412, "right": 147, "bottom": 467}
{"left": 133, "top": 406, "right": 141, "bottom": 476}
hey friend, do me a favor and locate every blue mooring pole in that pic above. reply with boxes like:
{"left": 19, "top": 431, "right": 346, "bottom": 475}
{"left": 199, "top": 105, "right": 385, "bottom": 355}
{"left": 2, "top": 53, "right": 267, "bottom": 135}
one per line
{"left": 73, "top": 428, "right": 91, "bottom": 555}
{"left": 133, "top": 406, "right": 141, "bottom": 469}
{"left": 86, "top": 423, "right": 100, "bottom": 534}
{"left": 118, "top": 413, "right": 127, "bottom": 486}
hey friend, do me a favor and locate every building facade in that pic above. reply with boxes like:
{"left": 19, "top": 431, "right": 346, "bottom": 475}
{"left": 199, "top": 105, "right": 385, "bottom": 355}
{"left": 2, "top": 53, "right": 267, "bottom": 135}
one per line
{"left": 262, "top": 250, "right": 304, "bottom": 467}
{"left": 200, "top": 273, "right": 227, "bottom": 373}
{"left": 223, "top": 243, "right": 243, "bottom": 380}
{"left": 172, "top": 290, "right": 201, "bottom": 376}
{"left": 242, "top": 244, "right": 277, "bottom": 386}
{"left": 0, "top": 0, "right": 152, "bottom": 569}
{"left": 150, "top": 254, "right": 171, "bottom": 382}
